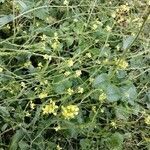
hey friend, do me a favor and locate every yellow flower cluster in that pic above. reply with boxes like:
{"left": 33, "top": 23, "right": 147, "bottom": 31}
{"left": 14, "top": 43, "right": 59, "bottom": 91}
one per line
{"left": 111, "top": 121, "right": 117, "bottom": 129}
{"left": 57, "top": 144, "right": 62, "bottom": 150}
{"left": 54, "top": 125, "right": 61, "bottom": 131}
{"left": 39, "top": 92, "right": 48, "bottom": 99}
{"left": 42, "top": 100, "right": 58, "bottom": 115}
{"left": 114, "top": 4, "right": 130, "bottom": 26}
{"left": 67, "top": 88, "right": 74, "bottom": 95}
{"left": 61, "top": 105, "right": 79, "bottom": 120}
{"left": 0, "top": 67, "right": 3, "bottom": 72}
{"left": 67, "top": 59, "right": 74, "bottom": 67}
{"left": 99, "top": 93, "right": 107, "bottom": 101}
{"left": 75, "top": 70, "right": 82, "bottom": 77}
{"left": 64, "top": 71, "right": 71, "bottom": 76}
{"left": 145, "top": 115, "right": 150, "bottom": 125}
{"left": 30, "top": 101, "right": 36, "bottom": 110}
{"left": 115, "top": 59, "right": 128, "bottom": 69}
{"left": 77, "top": 87, "right": 84, "bottom": 94}
{"left": 106, "top": 25, "right": 112, "bottom": 32}
{"left": 51, "top": 32, "right": 60, "bottom": 50}
{"left": 92, "top": 19, "right": 103, "bottom": 30}
{"left": 43, "top": 54, "right": 51, "bottom": 60}
{"left": 86, "top": 52, "right": 92, "bottom": 58}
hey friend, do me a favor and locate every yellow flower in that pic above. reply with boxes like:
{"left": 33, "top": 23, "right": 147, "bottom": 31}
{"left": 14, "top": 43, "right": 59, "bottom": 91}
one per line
{"left": 61, "top": 105, "right": 79, "bottom": 120}
{"left": 6, "top": 24, "right": 11, "bottom": 29}
{"left": 86, "top": 52, "right": 92, "bottom": 58}
{"left": 24, "top": 61, "right": 31, "bottom": 67}
{"left": 77, "top": 87, "right": 84, "bottom": 94}
{"left": 73, "top": 18, "right": 78, "bottom": 22}
{"left": 39, "top": 92, "right": 48, "bottom": 99}
{"left": 21, "top": 82, "right": 26, "bottom": 88}
{"left": 64, "top": 71, "right": 71, "bottom": 76}
{"left": 75, "top": 70, "right": 82, "bottom": 77}
{"left": 25, "top": 111, "right": 31, "bottom": 117}
{"left": 43, "top": 54, "right": 51, "bottom": 60}
{"left": 54, "top": 32, "right": 58, "bottom": 40}
{"left": 67, "top": 59, "right": 74, "bottom": 67}
{"left": 100, "top": 108, "right": 104, "bottom": 113}
{"left": 92, "top": 106, "right": 96, "bottom": 113}
{"left": 111, "top": 12, "right": 116, "bottom": 18}
{"left": 51, "top": 41, "right": 59, "bottom": 50}
{"left": 57, "top": 144, "right": 62, "bottom": 150}
{"left": 96, "top": 20, "right": 103, "bottom": 26}
{"left": 30, "top": 101, "right": 35, "bottom": 110}
{"left": 54, "top": 125, "right": 61, "bottom": 131}
{"left": 41, "top": 34, "right": 47, "bottom": 41}
{"left": 145, "top": 115, "right": 150, "bottom": 125}
{"left": 89, "top": 77, "right": 94, "bottom": 83}
{"left": 38, "top": 62, "right": 43, "bottom": 67}
{"left": 42, "top": 100, "right": 58, "bottom": 115}
{"left": 99, "top": 93, "right": 107, "bottom": 101}
{"left": 0, "top": 67, "right": 3, "bottom": 72}
{"left": 92, "top": 24, "right": 98, "bottom": 30}
{"left": 103, "top": 59, "right": 109, "bottom": 64}
{"left": 115, "top": 59, "right": 128, "bottom": 69}
{"left": 120, "top": 4, "right": 130, "bottom": 12}
{"left": 106, "top": 25, "right": 112, "bottom": 32}
{"left": 63, "top": 0, "right": 69, "bottom": 5}
{"left": 116, "top": 45, "right": 120, "bottom": 51}
{"left": 111, "top": 121, "right": 117, "bottom": 128}
{"left": 67, "top": 88, "right": 74, "bottom": 95}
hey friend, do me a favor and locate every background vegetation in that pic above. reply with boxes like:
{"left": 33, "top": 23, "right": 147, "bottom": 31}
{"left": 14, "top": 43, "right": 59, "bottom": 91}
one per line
{"left": 0, "top": 0, "right": 150, "bottom": 149}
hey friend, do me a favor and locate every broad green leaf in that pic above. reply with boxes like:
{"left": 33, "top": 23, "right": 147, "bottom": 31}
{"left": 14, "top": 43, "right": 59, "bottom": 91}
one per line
{"left": 106, "top": 84, "right": 121, "bottom": 102}
{"left": 120, "top": 84, "right": 137, "bottom": 105}
{"left": 115, "top": 105, "right": 131, "bottom": 120}
{"left": 54, "top": 83, "right": 65, "bottom": 94}
{"left": 116, "top": 70, "right": 127, "bottom": 79}
{"left": 0, "top": 0, "right": 5, "bottom": 3}
{"left": 106, "top": 132, "right": 124, "bottom": 150}
{"left": 54, "top": 79, "right": 72, "bottom": 94}
{"left": 33, "top": 8, "right": 49, "bottom": 21}
{"left": 18, "top": 140, "right": 29, "bottom": 150}
{"left": 80, "top": 139, "right": 91, "bottom": 150}
{"left": 0, "top": 106, "right": 10, "bottom": 117}
{"left": 0, "top": 15, "right": 13, "bottom": 27}
{"left": 9, "top": 129, "right": 24, "bottom": 150}
{"left": 88, "top": 48, "right": 100, "bottom": 57}
{"left": 93, "top": 73, "right": 109, "bottom": 89}
{"left": 66, "top": 36, "right": 74, "bottom": 47}
{"left": 123, "top": 36, "right": 134, "bottom": 50}
{"left": 17, "top": 0, "right": 28, "bottom": 12}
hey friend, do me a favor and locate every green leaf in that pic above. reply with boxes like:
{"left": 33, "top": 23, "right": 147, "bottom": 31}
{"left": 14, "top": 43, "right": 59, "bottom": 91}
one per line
{"left": 80, "top": 139, "right": 91, "bottom": 150}
{"left": 54, "top": 83, "right": 65, "bottom": 94}
{"left": 88, "top": 48, "right": 100, "bottom": 57}
{"left": 16, "top": 0, "right": 28, "bottom": 12}
{"left": 106, "top": 132, "right": 124, "bottom": 150}
{"left": 93, "top": 73, "right": 109, "bottom": 89}
{"left": 116, "top": 70, "right": 127, "bottom": 79}
{"left": 0, "top": 0, "right": 5, "bottom": 3}
{"left": 66, "top": 36, "right": 74, "bottom": 47}
{"left": 18, "top": 141, "right": 29, "bottom": 150}
{"left": 0, "top": 106, "right": 10, "bottom": 117}
{"left": 54, "top": 78, "right": 72, "bottom": 94}
{"left": 9, "top": 129, "right": 24, "bottom": 150}
{"left": 123, "top": 36, "right": 134, "bottom": 50}
{"left": 33, "top": 8, "right": 49, "bottom": 21}
{"left": 120, "top": 84, "right": 137, "bottom": 105}
{"left": 106, "top": 84, "right": 121, "bottom": 102}
{"left": 115, "top": 105, "right": 131, "bottom": 120}
{"left": 0, "top": 15, "right": 13, "bottom": 27}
